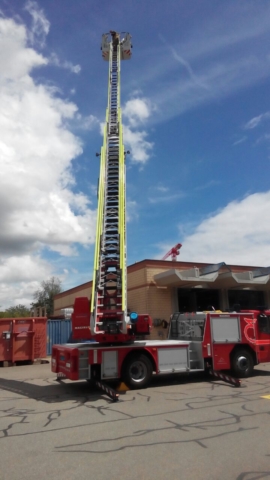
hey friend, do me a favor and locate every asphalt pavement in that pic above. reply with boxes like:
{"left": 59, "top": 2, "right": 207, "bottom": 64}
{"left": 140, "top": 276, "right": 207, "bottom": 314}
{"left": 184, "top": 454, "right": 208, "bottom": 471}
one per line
{"left": 1, "top": 360, "right": 270, "bottom": 480}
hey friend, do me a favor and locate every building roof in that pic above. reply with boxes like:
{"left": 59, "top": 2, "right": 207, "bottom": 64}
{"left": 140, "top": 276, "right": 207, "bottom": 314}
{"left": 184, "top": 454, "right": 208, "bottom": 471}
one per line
{"left": 55, "top": 260, "right": 270, "bottom": 299}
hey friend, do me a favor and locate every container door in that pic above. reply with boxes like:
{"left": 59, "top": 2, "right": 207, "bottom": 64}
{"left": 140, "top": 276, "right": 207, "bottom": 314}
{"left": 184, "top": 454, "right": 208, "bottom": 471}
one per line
{"left": 13, "top": 319, "right": 35, "bottom": 362}
{"left": 0, "top": 320, "right": 13, "bottom": 362}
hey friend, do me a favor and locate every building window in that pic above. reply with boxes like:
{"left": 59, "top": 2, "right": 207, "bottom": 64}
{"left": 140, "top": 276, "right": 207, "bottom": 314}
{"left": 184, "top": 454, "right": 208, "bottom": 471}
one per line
{"left": 228, "top": 290, "right": 265, "bottom": 310}
{"left": 178, "top": 288, "right": 220, "bottom": 312}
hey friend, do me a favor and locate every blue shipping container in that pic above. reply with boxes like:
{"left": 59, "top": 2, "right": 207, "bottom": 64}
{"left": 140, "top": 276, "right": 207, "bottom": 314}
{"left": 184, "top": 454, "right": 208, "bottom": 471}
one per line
{"left": 47, "top": 319, "right": 72, "bottom": 355}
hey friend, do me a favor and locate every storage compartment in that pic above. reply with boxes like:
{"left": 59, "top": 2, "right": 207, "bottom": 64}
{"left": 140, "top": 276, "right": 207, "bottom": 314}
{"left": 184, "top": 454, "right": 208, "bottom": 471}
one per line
{"left": 211, "top": 316, "right": 241, "bottom": 343}
{"left": 158, "top": 346, "right": 189, "bottom": 372}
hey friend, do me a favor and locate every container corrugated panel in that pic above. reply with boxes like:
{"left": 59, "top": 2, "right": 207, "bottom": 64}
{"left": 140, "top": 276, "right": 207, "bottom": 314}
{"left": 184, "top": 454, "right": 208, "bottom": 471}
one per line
{"left": 34, "top": 318, "right": 47, "bottom": 358}
{"left": 47, "top": 319, "right": 72, "bottom": 355}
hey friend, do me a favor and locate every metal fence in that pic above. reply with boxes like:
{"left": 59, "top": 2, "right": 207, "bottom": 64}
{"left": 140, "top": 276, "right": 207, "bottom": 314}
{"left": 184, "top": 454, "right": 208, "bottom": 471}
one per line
{"left": 47, "top": 319, "right": 72, "bottom": 355}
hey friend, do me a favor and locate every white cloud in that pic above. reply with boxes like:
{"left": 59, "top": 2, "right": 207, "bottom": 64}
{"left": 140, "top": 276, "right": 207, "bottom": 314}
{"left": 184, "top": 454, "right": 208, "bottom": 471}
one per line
{"left": 136, "top": 6, "right": 270, "bottom": 125}
{"left": 150, "top": 54, "right": 270, "bottom": 125}
{"left": 0, "top": 255, "right": 53, "bottom": 309}
{"left": 244, "top": 112, "right": 270, "bottom": 130}
{"left": 149, "top": 193, "right": 185, "bottom": 204}
{"left": 156, "top": 185, "right": 169, "bottom": 193}
{"left": 76, "top": 113, "right": 99, "bottom": 130}
{"left": 49, "top": 52, "right": 81, "bottom": 74}
{"left": 159, "top": 34, "right": 209, "bottom": 91}
{"left": 123, "top": 125, "right": 153, "bottom": 164}
{"left": 0, "top": 255, "right": 50, "bottom": 283}
{"left": 126, "top": 200, "right": 139, "bottom": 222}
{"left": 233, "top": 136, "right": 247, "bottom": 146}
{"left": 122, "top": 97, "right": 154, "bottom": 165}
{"left": 25, "top": 0, "right": 50, "bottom": 48}
{"left": 148, "top": 184, "right": 185, "bottom": 204}
{"left": 255, "top": 134, "right": 270, "bottom": 145}
{"left": 195, "top": 180, "right": 220, "bottom": 191}
{"left": 178, "top": 191, "right": 270, "bottom": 266}
{"left": 0, "top": 14, "right": 97, "bottom": 308}
{"left": 122, "top": 97, "right": 153, "bottom": 127}
{"left": 178, "top": 5, "right": 270, "bottom": 65}
{"left": 25, "top": 3, "right": 81, "bottom": 75}
{"left": 0, "top": 18, "right": 47, "bottom": 79}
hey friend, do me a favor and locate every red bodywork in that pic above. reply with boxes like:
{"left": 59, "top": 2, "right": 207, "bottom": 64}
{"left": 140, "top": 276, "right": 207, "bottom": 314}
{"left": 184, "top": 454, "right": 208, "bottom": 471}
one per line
{"left": 71, "top": 297, "right": 152, "bottom": 344}
{"left": 51, "top": 341, "right": 189, "bottom": 381}
{"left": 51, "top": 310, "right": 270, "bottom": 382}
{"left": 201, "top": 310, "right": 270, "bottom": 370}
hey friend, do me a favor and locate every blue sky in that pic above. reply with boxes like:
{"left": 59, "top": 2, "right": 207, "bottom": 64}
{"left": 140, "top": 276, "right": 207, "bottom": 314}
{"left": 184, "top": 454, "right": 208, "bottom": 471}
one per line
{"left": 0, "top": 0, "right": 270, "bottom": 308}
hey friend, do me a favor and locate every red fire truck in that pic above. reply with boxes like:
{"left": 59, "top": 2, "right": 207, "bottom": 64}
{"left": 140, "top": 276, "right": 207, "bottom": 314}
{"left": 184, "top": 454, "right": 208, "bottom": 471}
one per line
{"left": 51, "top": 33, "right": 270, "bottom": 398}
{"left": 52, "top": 306, "right": 270, "bottom": 390}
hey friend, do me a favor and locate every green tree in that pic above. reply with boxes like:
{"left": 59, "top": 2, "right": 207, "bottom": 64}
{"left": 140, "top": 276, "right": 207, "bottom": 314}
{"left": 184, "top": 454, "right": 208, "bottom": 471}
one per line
{"left": 4, "top": 304, "right": 31, "bottom": 318}
{"left": 32, "top": 277, "right": 62, "bottom": 317}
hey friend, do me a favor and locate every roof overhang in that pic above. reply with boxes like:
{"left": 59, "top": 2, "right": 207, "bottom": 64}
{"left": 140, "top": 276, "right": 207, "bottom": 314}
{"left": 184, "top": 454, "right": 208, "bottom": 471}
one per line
{"left": 154, "top": 267, "right": 219, "bottom": 288}
{"left": 154, "top": 264, "right": 270, "bottom": 290}
{"left": 215, "top": 272, "right": 270, "bottom": 289}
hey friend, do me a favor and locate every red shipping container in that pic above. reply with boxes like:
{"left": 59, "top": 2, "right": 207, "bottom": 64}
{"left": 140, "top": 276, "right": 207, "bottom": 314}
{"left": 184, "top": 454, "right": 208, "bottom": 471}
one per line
{"left": 0, "top": 317, "right": 47, "bottom": 363}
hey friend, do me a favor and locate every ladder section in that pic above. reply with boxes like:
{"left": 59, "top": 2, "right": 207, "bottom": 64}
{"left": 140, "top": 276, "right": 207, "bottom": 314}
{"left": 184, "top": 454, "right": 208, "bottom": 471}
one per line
{"left": 91, "top": 39, "right": 127, "bottom": 335}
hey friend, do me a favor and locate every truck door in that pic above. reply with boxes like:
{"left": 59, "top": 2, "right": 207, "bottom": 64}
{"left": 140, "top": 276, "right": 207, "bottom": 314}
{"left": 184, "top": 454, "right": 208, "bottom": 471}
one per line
{"left": 210, "top": 315, "right": 241, "bottom": 370}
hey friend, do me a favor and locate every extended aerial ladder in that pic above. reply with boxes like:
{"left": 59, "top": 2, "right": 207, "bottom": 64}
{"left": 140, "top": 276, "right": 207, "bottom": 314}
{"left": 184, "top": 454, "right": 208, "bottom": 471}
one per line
{"left": 90, "top": 32, "right": 132, "bottom": 336}
{"left": 71, "top": 32, "right": 151, "bottom": 344}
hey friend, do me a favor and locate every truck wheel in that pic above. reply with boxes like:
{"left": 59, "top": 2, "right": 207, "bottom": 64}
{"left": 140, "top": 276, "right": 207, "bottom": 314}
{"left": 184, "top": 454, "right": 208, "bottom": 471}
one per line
{"left": 231, "top": 349, "right": 254, "bottom": 378}
{"left": 123, "top": 354, "right": 153, "bottom": 389}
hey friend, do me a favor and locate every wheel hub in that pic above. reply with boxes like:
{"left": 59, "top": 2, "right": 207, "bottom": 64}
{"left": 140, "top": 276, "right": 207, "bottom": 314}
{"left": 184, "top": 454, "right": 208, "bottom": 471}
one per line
{"left": 130, "top": 361, "right": 146, "bottom": 382}
{"left": 237, "top": 356, "right": 248, "bottom": 370}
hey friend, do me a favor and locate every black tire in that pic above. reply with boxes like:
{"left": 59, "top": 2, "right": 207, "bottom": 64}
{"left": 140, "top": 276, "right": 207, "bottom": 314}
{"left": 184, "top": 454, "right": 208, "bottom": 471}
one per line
{"left": 231, "top": 349, "right": 254, "bottom": 378}
{"left": 123, "top": 353, "right": 153, "bottom": 389}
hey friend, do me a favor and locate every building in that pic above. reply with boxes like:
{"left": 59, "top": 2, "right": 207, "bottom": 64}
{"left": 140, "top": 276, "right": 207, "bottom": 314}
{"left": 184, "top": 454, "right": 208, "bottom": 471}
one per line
{"left": 54, "top": 259, "right": 270, "bottom": 339}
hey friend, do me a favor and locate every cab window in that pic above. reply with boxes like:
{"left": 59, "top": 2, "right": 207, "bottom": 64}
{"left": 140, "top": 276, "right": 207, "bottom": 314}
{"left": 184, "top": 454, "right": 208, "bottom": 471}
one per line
{"left": 258, "top": 314, "right": 270, "bottom": 333}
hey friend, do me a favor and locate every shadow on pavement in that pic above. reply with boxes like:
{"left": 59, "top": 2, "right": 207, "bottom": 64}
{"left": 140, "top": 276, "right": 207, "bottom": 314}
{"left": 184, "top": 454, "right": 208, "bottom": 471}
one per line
{"left": 0, "top": 366, "right": 269, "bottom": 404}
{"left": 0, "top": 376, "right": 115, "bottom": 404}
